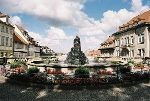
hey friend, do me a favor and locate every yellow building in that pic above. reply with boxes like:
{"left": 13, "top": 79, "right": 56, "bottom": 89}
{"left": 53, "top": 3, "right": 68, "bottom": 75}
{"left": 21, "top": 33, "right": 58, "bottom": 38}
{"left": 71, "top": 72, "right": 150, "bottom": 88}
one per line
{"left": 0, "top": 12, "right": 14, "bottom": 57}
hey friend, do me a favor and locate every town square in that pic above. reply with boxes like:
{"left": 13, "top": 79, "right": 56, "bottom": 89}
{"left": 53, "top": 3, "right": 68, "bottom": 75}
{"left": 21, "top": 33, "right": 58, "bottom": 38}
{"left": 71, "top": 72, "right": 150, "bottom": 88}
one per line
{"left": 0, "top": 0, "right": 150, "bottom": 101}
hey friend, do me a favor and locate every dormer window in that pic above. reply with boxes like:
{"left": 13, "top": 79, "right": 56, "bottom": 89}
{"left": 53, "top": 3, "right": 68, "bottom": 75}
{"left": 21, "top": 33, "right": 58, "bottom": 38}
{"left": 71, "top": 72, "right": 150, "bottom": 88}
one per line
{"left": 127, "top": 23, "right": 130, "bottom": 28}
{"left": 23, "top": 31, "right": 27, "bottom": 35}
{"left": 132, "top": 20, "right": 136, "bottom": 26}
{"left": 27, "top": 38, "right": 30, "bottom": 41}
{"left": 138, "top": 18, "right": 141, "bottom": 24}
{"left": 132, "top": 20, "right": 134, "bottom": 24}
{"left": 31, "top": 38, "right": 33, "bottom": 42}
{"left": 119, "top": 26, "right": 121, "bottom": 30}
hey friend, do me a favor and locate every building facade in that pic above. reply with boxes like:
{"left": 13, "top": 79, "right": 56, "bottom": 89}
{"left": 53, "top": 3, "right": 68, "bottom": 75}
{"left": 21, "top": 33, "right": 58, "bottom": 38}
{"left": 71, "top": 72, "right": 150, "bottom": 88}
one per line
{"left": 99, "top": 36, "right": 115, "bottom": 58}
{"left": 100, "top": 10, "right": 150, "bottom": 62}
{"left": 85, "top": 49, "right": 101, "bottom": 57}
{"left": 14, "top": 24, "right": 41, "bottom": 58}
{"left": 0, "top": 12, "right": 14, "bottom": 57}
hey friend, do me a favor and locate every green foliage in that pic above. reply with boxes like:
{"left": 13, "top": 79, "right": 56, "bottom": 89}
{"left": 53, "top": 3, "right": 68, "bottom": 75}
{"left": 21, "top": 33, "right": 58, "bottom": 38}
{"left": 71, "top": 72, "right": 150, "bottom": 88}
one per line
{"left": 10, "top": 60, "right": 25, "bottom": 69}
{"left": 10, "top": 62, "right": 20, "bottom": 69}
{"left": 127, "top": 60, "right": 134, "bottom": 64}
{"left": 27, "top": 66, "right": 39, "bottom": 74}
{"left": 16, "top": 60, "right": 25, "bottom": 65}
{"left": 75, "top": 66, "right": 90, "bottom": 78}
{"left": 135, "top": 63, "right": 142, "bottom": 67}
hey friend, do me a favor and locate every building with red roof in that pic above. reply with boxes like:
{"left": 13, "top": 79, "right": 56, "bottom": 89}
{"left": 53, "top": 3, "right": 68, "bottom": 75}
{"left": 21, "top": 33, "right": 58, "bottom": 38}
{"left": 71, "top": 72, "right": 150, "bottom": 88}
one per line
{"left": 100, "top": 10, "right": 150, "bottom": 63}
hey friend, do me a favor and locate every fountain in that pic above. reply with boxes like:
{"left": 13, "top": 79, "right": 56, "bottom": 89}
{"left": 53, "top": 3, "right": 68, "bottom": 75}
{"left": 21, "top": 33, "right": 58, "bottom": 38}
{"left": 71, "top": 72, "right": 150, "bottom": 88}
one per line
{"left": 64, "top": 35, "right": 89, "bottom": 65}
{"left": 28, "top": 36, "right": 116, "bottom": 75}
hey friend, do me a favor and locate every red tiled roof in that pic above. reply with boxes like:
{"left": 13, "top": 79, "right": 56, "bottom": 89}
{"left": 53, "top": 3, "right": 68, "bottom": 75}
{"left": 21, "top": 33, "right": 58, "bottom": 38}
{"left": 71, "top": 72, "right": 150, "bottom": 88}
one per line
{"left": 128, "top": 10, "right": 150, "bottom": 24}
{"left": 118, "top": 10, "right": 150, "bottom": 32}
{"left": 101, "top": 36, "right": 115, "bottom": 45}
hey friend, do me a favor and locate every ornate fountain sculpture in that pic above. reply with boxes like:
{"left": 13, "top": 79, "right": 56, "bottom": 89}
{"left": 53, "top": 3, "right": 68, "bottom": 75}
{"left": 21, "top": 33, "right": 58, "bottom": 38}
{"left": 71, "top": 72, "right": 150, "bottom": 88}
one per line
{"left": 64, "top": 36, "right": 89, "bottom": 65}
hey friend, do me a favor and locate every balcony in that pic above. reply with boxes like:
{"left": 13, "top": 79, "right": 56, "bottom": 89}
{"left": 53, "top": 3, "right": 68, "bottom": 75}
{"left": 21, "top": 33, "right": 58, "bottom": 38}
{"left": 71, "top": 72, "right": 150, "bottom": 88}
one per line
{"left": 99, "top": 45, "right": 115, "bottom": 50}
{"left": 121, "top": 44, "right": 134, "bottom": 48}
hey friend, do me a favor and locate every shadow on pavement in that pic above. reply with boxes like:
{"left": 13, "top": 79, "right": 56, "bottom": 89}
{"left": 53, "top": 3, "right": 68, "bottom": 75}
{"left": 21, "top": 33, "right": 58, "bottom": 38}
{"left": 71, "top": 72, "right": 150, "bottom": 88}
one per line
{"left": 0, "top": 76, "right": 150, "bottom": 101}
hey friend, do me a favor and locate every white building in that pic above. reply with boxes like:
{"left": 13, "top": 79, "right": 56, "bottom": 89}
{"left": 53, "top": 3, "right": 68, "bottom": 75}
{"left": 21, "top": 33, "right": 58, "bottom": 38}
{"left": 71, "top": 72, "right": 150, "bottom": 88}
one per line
{"left": 14, "top": 24, "right": 41, "bottom": 58}
{"left": 100, "top": 10, "right": 150, "bottom": 63}
{"left": 0, "top": 12, "right": 14, "bottom": 57}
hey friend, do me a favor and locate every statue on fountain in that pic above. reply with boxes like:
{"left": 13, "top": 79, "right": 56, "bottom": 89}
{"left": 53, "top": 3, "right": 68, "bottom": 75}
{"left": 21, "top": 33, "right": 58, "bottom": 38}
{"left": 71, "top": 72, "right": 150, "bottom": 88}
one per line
{"left": 64, "top": 35, "right": 89, "bottom": 65}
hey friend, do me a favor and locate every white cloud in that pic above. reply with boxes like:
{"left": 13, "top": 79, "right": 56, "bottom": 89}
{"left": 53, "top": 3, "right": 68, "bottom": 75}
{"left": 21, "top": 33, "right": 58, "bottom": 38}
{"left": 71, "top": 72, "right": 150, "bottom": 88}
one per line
{"left": 28, "top": 27, "right": 74, "bottom": 53}
{"left": 0, "top": 0, "right": 87, "bottom": 27}
{"left": 85, "top": 36, "right": 101, "bottom": 44}
{"left": 2, "top": 0, "right": 148, "bottom": 37}
{"left": 131, "top": 0, "right": 149, "bottom": 13}
{"left": 46, "top": 27, "right": 73, "bottom": 40}
{"left": 1, "top": 0, "right": 150, "bottom": 53}
{"left": 9, "top": 16, "right": 22, "bottom": 26}
{"left": 28, "top": 31, "right": 44, "bottom": 42}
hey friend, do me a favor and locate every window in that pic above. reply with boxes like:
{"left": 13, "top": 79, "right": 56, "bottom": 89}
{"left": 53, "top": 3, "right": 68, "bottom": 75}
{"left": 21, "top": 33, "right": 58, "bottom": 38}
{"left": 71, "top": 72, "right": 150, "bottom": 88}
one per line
{"left": 124, "top": 37, "right": 129, "bottom": 44}
{"left": 116, "top": 39, "right": 120, "bottom": 46}
{"left": 138, "top": 18, "right": 141, "bottom": 24}
{"left": 138, "top": 49, "right": 145, "bottom": 57}
{"left": 1, "top": 52, "right": 3, "bottom": 57}
{"left": 128, "top": 24, "right": 130, "bottom": 28}
{"left": 116, "top": 50, "right": 120, "bottom": 56}
{"left": 121, "top": 38, "right": 124, "bottom": 45}
{"left": 125, "top": 38, "right": 127, "bottom": 44}
{"left": 138, "top": 34, "right": 144, "bottom": 43}
{"left": 10, "top": 38, "right": 12, "bottom": 46}
{"left": 1, "top": 36, "right": 4, "bottom": 46}
{"left": 6, "top": 37, "right": 9, "bottom": 46}
{"left": 6, "top": 27, "right": 8, "bottom": 33}
{"left": 127, "top": 37, "right": 129, "bottom": 44}
{"left": 10, "top": 29, "right": 13, "bottom": 34}
{"left": 130, "top": 36, "right": 134, "bottom": 44}
{"left": 130, "top": 50, "right": 134, "bottom": 57}
{"left": 25, "top": 45, "right": 28, "bottom": 50}
{"left": 16, "top": 43, "right": 23, "bottom": 49}
{"left": 141, "top": 35, "right": 144, "bottom": 43}
{"left": 1, "top": 26, "right": 4, "bottom": 32}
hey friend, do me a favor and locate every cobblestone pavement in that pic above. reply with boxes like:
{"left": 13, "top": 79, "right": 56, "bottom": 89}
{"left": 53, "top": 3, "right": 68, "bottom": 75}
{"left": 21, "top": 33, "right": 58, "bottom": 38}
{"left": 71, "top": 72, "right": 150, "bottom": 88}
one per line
{"left": 0, "top": 76, "right": 150, "bottom": 101}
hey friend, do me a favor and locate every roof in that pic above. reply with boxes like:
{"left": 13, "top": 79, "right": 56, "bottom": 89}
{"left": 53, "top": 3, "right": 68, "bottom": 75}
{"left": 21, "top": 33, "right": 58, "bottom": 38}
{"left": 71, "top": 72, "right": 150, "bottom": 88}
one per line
{"left": 0, "top": 13, "right": 9, "bottom": 18}
{"left": 15, "top": 24, "right": 40, "bottom": 46}
{"left": 101, "top": 35, "right": 115, "bottom": 45}
{"left": 128, "top": 10, "right": 150, "bottom": 24}
{"left": 0, "top": 12, "right": 13, "bottom": 28}
{"left": 0, "top": 19, "right": 14, "bottom": 28}
{"left": 14, "top": 31, "right": 28, "bottom": 45}
{"left": 118, "top": 10, "right": 150, "bottom": 32}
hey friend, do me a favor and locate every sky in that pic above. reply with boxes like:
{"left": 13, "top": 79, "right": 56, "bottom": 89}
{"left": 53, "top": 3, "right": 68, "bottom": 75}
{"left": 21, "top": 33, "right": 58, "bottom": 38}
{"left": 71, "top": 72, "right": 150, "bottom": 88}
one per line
{"left": 0, "top": 0, "right": 150, "bottom": 53}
